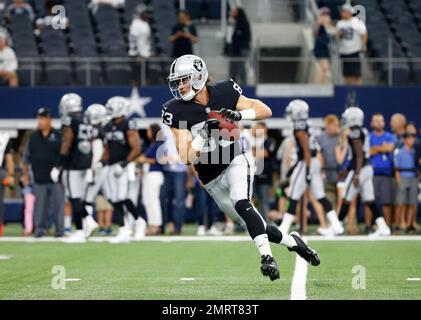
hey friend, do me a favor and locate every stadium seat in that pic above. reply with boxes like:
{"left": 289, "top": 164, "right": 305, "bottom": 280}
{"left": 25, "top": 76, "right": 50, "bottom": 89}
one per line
{"left": 75, "top": 63, "right": 102, "bottom": 86}
{"left": 45, "top": 63, "right": 73, "bottom": 85}
{"left": 17, "top": 63, "right": 43, "bottom": 86}
{"left": 105, "top": 63, "right": 132, "bottom": 85}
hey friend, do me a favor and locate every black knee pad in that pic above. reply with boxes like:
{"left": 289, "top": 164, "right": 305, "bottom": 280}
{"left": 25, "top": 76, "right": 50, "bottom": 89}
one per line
{"left": 234, "top": 199, "right": 266, "bottom": 239}
{"left": 318, "top": 197, "right": 333, "bottom": 213}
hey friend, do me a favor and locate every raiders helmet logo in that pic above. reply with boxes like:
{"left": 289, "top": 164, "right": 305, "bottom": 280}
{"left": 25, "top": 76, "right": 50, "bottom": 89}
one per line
{"left": 193, "top": 59, "right": 203, "bottom": 72}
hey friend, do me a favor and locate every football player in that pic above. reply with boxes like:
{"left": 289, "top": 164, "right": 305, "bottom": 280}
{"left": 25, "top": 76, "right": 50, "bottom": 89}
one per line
{"left": 161, "top": 55, "right": 320, "bottom": 281}
{"left": 279, "top": 100, "right": 344, "bottom": 236}
{"left": 101, "top": 97, "right": 146, "bottom": 243}
{"left": 52, "top": 93, "right": 98, "bottom": 243}
{"left": 82, "top": 103, "right": 110, "bottom": 234}
{"left": 338, "top": 107, "right": 391, "bottom": 237}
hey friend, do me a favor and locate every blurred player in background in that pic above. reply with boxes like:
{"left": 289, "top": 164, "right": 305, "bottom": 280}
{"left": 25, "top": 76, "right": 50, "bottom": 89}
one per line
{"left": 338, "top": 107, "right": 391, "bottom": 237}
{"left": 102, "top": 97, "right": 146, "bottom": 243}
{"left": 53, "top": 93, "right": 98, "bottom": 243}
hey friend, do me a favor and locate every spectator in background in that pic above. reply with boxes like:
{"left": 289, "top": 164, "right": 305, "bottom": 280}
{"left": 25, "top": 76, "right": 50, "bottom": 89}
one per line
{"left": 5, "top": 0, "right": 34, "bottom": 22}
{"left": 0, "top": 131, "right": 15, "bottom": 237}
{"left": 139, "top": 124, "right": 164, "bottom": 235}
{"left": 317, "top": 115, "right": 341, "bottom": 210}
{"left": 22, "top": 108, "right": 64, "bottom": 238}
{"left": 160, "top": 125, "right": 188, "bottom": 235}
{"left": 169, "top": 10, "right": 198, "bottom": 58}
{"left": 252, "top": 122, "right": 276, "bottom": 222}
{"left": 35, "top": 0, "right": 69, "bottom": 33}
{"left": 89, "top": 0, "right": 124, "bottom": 13}
{"left": 394, "top": 131, "right": 418, "bottom": 234}
{"left": 313, "top": 7, "right": 334, "bottom": 84}
{"left": 390, "top": 113, "right": 407, "bottom": 149}
{"left": 0, "top": 26, "right": 12, "bottom": 46}
{"left": 0, "top": 32, "right": 18, "bottom": 87}
{"left": 336, "top": 3, "right": 367, "bottom": 85}
{"left": 129, "top": 4, "right": 152, "bottom": 85}
{"left": 369, "top": 113, "right": 396, "bottom": 226}
{"left": 96, "top": 195, "right": 113, "bottom": 236}
{"left": 225, "top": 7, "right": 251, "bottom": 85}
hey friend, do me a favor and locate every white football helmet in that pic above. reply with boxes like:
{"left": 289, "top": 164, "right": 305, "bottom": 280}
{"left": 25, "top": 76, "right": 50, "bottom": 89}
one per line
{"left": 85, "top": 103, "right": 107, "bottom": 126}
{"left": 59, "top": 93, "right": 82, "bottom": 116}
{"left": 285, "top": 99, "right": 309, "bottom": 121}
{"left": 341, "top": 107, "right": 364, "bottom": 128}
{"left": 105, "top": 96, "right": 129, "bottom": 119}
{"left": 167, "top": 54, "right": 209, "bottom": 101}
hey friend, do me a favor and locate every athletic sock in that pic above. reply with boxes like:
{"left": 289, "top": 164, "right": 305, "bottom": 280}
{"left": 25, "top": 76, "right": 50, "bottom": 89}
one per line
{"left": 83, "top": 201, "right": 94, "bottom": 216}
{"left": 279, "top": 212, "right": 294, "bottom": 232}
{"left": 338, "top": 202, "right": 350, "bottom": 221}
{"left": 253, "top": 234, "right": 273, "bottom": 257}
{"left": 367, "top": 201, "right": 382, "bottom": 219}
{"left": 112, "top": 202, "right": 125, "bottom": 227}
{"left": 70, "top": 198, "right": 83, "bottom": 230}
{"left": 123, "top": 199, "right": 139, "bottom": 220}
{"left": 266, "top": 224, "right": 296, "bottom": 248}
{"left": 318, "top": 197, "right": 333, "bottom": 213}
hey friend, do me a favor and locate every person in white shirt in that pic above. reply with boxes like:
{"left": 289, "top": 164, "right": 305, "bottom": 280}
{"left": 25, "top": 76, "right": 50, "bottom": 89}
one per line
{"left": 0, "top": 33, "right": 18, "bottom": 87}
{"left": 336, "top": 3, "right": 367, "bottom": 85}
{"left": 129, "top": 4, "right": 152, "bottom": 84}
{"left": 89, "top": 0, "right": 125, "bottom": 14}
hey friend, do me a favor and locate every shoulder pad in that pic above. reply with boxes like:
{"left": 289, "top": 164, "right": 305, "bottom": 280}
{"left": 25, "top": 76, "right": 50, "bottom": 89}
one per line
{"left": 61, "top": 116, "right": 72, "bottom": 127}
{"left": 349, "top": 128, "right": 362, "bottom": 139}
{"left": 294, "top": 120, "right": 307, "bottom": 131}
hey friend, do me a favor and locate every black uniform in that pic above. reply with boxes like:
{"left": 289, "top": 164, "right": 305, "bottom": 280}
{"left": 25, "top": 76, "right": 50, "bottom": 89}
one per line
{"left": 293, "top": 120, "right": 318, "bottom": 160}
{"left": 346, "top": 126, "right": 370, "bottom": 171}
{"left": 61, "top": 115, "right": 93, "bottom": 170}
{"left": 161, "top": 79, "right": 243, "bottom": 184}
{"left": 104, "top": 118, "right": 137, "bottom": 165}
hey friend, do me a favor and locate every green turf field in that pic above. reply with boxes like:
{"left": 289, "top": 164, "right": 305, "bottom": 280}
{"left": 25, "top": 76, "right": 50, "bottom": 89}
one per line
{"left": 1, "top": 239, "right": 421, "bottom": 300}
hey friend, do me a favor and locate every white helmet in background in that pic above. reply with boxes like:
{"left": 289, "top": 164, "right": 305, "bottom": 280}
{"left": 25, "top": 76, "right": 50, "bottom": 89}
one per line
{"left": 105, "top": 96, "right": 129, "bottom": 119}
{"left": 59, "top": 93, "right": 83, "bottom": 116}
{"left": 167, "top": 54, "right": 209, "bottom": 101}
{"left": 285, "top": 99, "right": 309, "bottom": 121}
{"left": 85, "top": 103, "right": 107, "bottom": 126}
{"left": 341, "top": 107, "right": 364, "bottom": 128}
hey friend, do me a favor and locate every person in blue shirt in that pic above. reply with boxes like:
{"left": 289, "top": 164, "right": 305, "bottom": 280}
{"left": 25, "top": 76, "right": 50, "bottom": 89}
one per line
{"left": 369, "top": 113, "right": 396, "bottom": 227}
{"left": 139, "top": 124, "right": 164, "bottom": 235}
{"left": 394, "top": 131, "right": 418, "bottom": 234}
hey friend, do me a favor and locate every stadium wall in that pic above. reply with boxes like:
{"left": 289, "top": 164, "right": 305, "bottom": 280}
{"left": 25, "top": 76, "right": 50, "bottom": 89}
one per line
{"left": 1, "top": 86, "right": 420, "bottom": 128}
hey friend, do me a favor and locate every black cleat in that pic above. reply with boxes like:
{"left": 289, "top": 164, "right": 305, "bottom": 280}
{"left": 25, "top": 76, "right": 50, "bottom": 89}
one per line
{"left": 260, "top": 255, "right": 280, "bottom": 281}
{"left": 288, "top": 232, "right": 320, "bottom": 266}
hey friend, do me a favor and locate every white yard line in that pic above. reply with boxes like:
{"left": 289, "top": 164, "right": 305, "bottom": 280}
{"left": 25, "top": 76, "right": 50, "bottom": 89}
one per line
{"left": 1, "top": 235, "right": 421, "bottom": 243}
{"left": 290, "top": 253, "right": 308, "bottom": 300}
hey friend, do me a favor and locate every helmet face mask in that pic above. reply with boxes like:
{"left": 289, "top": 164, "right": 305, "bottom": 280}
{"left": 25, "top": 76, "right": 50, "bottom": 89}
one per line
{"left": 168, "top": 74, "right": 196, "bottom": 101}
{"left": 168, "top": 55, "right": 208, "bottom": 101}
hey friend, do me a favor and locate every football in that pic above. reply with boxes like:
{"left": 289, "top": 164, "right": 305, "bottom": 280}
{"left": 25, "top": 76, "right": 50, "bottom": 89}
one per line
{"left": 207, "top": 110, "right": 241, "bottom": 141}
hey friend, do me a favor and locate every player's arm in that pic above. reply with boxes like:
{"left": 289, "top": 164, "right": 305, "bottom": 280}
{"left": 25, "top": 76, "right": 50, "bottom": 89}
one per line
{"left": 60, "top": 126, "right": 73, "bottom": 159}
{"left": 171, "top": 127, "right": 195, "bottom": 166}
{"left": 350, "top": 138, "right": 364, "bottom": 187}
{"left": 295, "top": 131, "right": 311, "bottom": 168}
{"left": 126, "top": 130, "right": 141, "bottom": 163}
{"left": 100, "top": 143, "right": 110, "bottom": 163}
{"left": 5, "top": 152, "right": 15, "bottom": 185}
{"left": 236, "top": 95, "right": 272, "bottom": 120}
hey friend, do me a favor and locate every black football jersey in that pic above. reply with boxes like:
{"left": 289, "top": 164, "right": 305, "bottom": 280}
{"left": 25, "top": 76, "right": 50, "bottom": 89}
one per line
{"left": 346, "top": 126, "right": 370, "bottom": 170}
{"left": 61, "top": 115, "right": 93, "bottom": 170}
{"left": 293, "top": 120, "right": 319, "bottom": 160}
{"left": 104, "top": 117, "right": 138, "bottom": 165}
{"left": 161, "top": 79, "right": 243, "bottom": 184}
